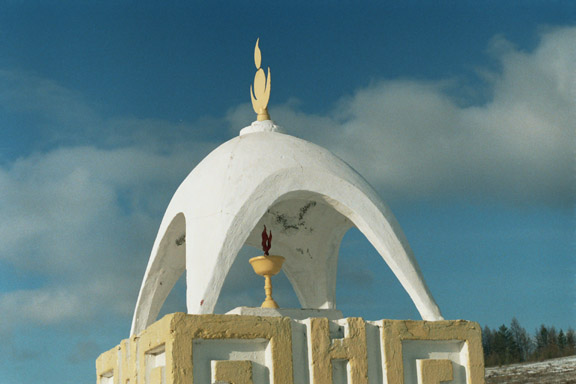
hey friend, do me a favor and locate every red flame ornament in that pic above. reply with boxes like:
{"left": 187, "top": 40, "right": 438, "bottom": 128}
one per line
{"left": 262, "top": 225, "right": 272, "bottom": 255}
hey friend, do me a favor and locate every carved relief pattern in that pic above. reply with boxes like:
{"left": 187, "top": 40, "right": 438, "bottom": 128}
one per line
{"left": 97, "top": 314, "right": 484, "bottom": 384}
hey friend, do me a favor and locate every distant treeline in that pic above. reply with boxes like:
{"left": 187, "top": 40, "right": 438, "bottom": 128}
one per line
{"left": 483, "top": 318, "right": 576, "bottom": 367}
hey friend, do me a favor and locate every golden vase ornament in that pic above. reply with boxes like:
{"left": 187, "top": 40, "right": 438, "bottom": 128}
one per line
{"left": 249, "top": 255, "right": 285, "bottom": 308}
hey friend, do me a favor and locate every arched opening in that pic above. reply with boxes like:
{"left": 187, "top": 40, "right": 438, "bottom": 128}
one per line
{"left": 153, "top": 195, "right": 425, "bottom": 320}
{"left": 226, "top": 190, "right": 353, "bottom": 310}
{"left": 133, "top": 179, "right": 442, "bottom": 335}
{"left": 335, "top": 228, "right": 421, "bottom": 320}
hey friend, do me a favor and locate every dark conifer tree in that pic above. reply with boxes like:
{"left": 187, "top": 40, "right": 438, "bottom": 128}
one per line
{"left": 482, "top": 326, "right": 493, "bottom": 357}
{"left": 558, "top": 329, "right": 567, "bottom": 354}
{"left": 510, "top": 317, "right": 532, "bottom": 362}
{"left": 565, "top": 328, "right": 576, "bottom": 356}
{"left": 483, "top": 321, "right": 576, "bottom": 367}
{"left": 547, "top": 327, "right": 560, "bottom": 359}
{"left": 535, "top": 324, "right": 549, "bottom": 359}
{"left": 493, "top": 325, "right": 515, "bottom": 365}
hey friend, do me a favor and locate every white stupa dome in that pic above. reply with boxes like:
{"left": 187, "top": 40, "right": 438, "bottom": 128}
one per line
{"left": 131, "top": 120, "right": 443, "bottom": 335}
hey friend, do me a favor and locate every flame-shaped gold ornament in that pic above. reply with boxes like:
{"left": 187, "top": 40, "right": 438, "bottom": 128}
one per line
{"left": 250, "top": 38, "right": 271, "bottom": 121}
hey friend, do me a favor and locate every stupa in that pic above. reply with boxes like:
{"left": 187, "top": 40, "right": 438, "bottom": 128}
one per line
{"left": 96, "top": 40, "right": 485, "bottom": 384}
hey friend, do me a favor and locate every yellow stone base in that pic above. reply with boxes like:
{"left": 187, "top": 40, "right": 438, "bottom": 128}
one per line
{"left": 96, "top": 313, "right": 485, "bottom": 384}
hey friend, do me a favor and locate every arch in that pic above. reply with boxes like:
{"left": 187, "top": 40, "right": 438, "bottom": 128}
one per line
{"left": 131, "top": 212, "right": 186, "bottom": 335}
{"left": 131, "top": 132, "right": 443, "bottom": 335}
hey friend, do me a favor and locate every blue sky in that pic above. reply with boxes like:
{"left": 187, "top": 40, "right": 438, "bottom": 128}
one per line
{"left": 0, "top": 1, "right": 574, "bottom": 382}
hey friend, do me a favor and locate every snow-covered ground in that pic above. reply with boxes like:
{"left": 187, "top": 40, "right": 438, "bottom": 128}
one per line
{"left": 485, "top": 355, "right": 576, "bottom": 383}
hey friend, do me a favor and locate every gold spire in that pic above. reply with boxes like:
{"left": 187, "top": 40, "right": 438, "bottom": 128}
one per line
{"left": 250, "top": 38, "right": 271, "bottom": 121}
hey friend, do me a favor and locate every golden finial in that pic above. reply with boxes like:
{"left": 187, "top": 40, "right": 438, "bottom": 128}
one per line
{"left": 250, "top": 38, "right": 271, "bottom": 121}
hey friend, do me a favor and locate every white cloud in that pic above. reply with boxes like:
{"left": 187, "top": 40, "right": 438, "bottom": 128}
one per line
{"left": 228, "top": 27, "right": 575, "bottom": 206}
{"left": 0, "top": 143, "right": 216, "bottom": 331}
{"left": 0, "top": 288, "right": 85, "bottom": 328}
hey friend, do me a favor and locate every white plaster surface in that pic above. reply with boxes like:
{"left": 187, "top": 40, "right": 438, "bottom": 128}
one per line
{"left": 239, "top": 119, "right": 282, "bottom": 135}
{"left": 226, "top": 306, "right": 343, "bottom": 320}
{"left": 332, "top": 360, "right": 348, "bottom": 384}
{"left": 145, "top": 346, "right": 166, "bottom": 384}
{"left": 194, "top": 339, "right": 270, "bottom": 383}
{"left": 100, "top": 374, "right": 113, "bottom": 384}
{"left": 402, "top": 340, "right": 467, "bottom": 384}
{"left": 290, "top": 320, "right": 310, "bottom": 384}
{"left": 131, "top": 123, "right": 443, "bottom": 335}
{"left": 365, "top": 322, "right": 384, "bottom": 383}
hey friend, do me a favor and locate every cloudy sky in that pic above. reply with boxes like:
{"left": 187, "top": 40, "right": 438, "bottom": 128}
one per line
{"left": 0, "top": 1, "right": 574, "bottom": 382}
